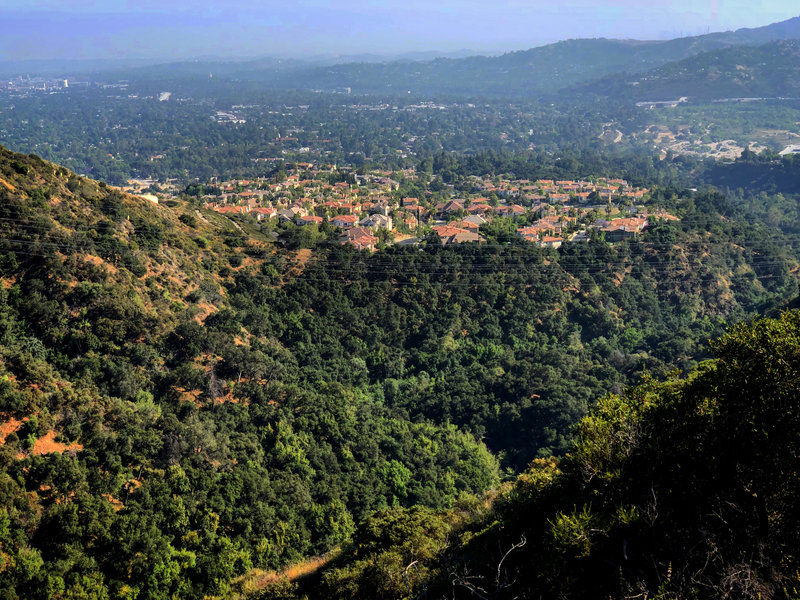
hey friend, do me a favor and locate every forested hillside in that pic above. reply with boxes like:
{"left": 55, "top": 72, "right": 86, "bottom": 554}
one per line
{"left": 702, "top": 150, "right": 800, "bottom": 197}
{"left": 576, "top": 39, "right": 800, "bottom": 101}
{"left": 0, "top": 148, "right": 499, "bottom": 599}
{"left": 287, "top": 310, "right": 800, "bottom": 600}
{"left": 0, "top": 146, "right": 798, "bottom": 598}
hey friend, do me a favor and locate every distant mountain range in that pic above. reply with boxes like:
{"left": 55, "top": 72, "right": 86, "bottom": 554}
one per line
{"left": 249, "top": 16, "right": 800, "bottom": 97}
{"left": 94, "top": 50, "right": 486, "bottom": 84}
{"left": 8, "top": 16, "right": 799, "bottom": 101}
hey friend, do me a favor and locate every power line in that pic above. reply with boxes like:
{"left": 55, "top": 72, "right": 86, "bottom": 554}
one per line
{"left": 1, "top": 215, "right": 798, "bottom": 290}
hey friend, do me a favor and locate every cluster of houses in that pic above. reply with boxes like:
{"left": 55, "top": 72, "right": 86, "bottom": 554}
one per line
{"left": 516, "top": 215, "right": 653, "bottom": 247}
{"left": 191, "top": 166, "right": 677, "bottom": 250}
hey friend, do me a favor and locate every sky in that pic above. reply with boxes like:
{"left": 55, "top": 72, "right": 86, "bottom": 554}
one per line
{"left": 0, "top": 0, "right": 798, "bottom": 61}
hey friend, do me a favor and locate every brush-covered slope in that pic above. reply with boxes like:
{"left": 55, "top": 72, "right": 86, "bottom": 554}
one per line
{"left": 0, "top": 147, "right": 500, "bottom": 600}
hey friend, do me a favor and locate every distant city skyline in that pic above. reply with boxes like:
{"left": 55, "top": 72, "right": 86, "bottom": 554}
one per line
{"left": 1, "top": 0, "right": 798, "bottom": 61}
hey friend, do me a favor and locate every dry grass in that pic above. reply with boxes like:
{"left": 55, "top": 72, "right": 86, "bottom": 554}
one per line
{"left": 27, "top": 430, "right": 83, "bottom": 456}
{"left": 0, "top": 417, "right": 24, "bottom": 444}
{"left": 103, "top": 494, "right": 125, "bottom": 511}
{"left": 214, "top": 392, "right": 247, "bottom": 405}
{"left": 230, "top": 552, "right": 338, "bottom": 599}
{"left": 84, "top": 254, "right": 118, "bottom": 274}
{"left": 194, "top": 302, "right": 219, "bottom": 324}
{"left": 289, "top": 249, "right": 313, "bottom": 277}
{"left": 194, "top": 353, "right": 219, "bottom": 374}
{"left": 236, "top": 256, "right": 261, "bottom": 270}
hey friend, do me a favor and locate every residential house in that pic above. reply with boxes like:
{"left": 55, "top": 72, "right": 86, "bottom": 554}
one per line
{"left": 538, "top": 216, "right": 564, "bottom": 233}
{"left": 431, "top": 225, "right": 485, "bottom": 245}
{"left": 517, "top": 226, "right": 542, "bottom": 242}
{"left": 342, "top": 227, "right": 378, "bottom": 251}
{"left": 251, "top": 207, "right": 276, "bottom": 221}
{"left": 467, "top": 203, "right": 491, "bottom": 216}
{"left": 526, "top": 194, "right": 547, "bottom": 204}
{"left": 331, "top": 214, "right": 359, "bottom": 228}
{"left": 539, "top": 236, "right": 563, "bottom": 249}
{"left": 449, "top": 220, "right": 480, "bottom": 233}
{"left": 495, "top": 204, "right": 526, "bottom": 217}
{"left": 574, "top": 192, "right": 591, "bottom": 203}
{"left": 644, "top": 211, "right": 679, "bottom": 222}
{"left": 297, "top": 215, "right": 324, "bottom": 226}
{"left": 623, "top": 189, "right": 648, "bottom": 200}
{"left": 435, "top": 200, "right": 464, "bottom": 219}
{"left": 277, "top": 209, "right": 296, "bottom": 223}
{"left": 402, "top": 214, "right": 419, "bottom": 229}
{"left": 601, "top": 217, "right": 647, "bottom": 241}
{"left": 462, "top": 215, "right": 487, "bottom": 227}
{"left": 568, "top": 230, "right": 591, "bottom": 243}
{"left": 289, "top": 204, "right": 308, "bottom": 218}
{"left": 360, "top": 213, "right": 393, "bottom": 230}
{"left": 375, "top": 177, "right": 399, "bottom": 190}
{"left": 369, "top": 198, "right": 392, "bottom": 215}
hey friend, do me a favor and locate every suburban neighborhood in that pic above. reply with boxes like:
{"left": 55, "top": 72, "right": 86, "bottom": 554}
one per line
{"left": 125, "top": 163, "right": 679, "bottom": 251}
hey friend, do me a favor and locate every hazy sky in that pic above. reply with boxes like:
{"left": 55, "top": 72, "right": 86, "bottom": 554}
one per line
{"left": 1, "top": 0, "right": 798, "bottom": 60}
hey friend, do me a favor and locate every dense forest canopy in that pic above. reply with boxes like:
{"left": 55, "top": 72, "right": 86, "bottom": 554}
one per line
{"left": 293, "top": 309, "right": 800, "bottom": 600}
{"left": 0, "top": 143, "right": 798, "bottom": 598}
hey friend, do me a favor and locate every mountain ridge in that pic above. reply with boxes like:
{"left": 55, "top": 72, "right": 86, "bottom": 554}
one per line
{"left": 568, "top": 39, "right": 800, "bottom": 101}
{"left": 235, "top": 16, "right": 800, "bottom": 96}
{"left": 87, "top": 16, "right": 800, "bottom": 98}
